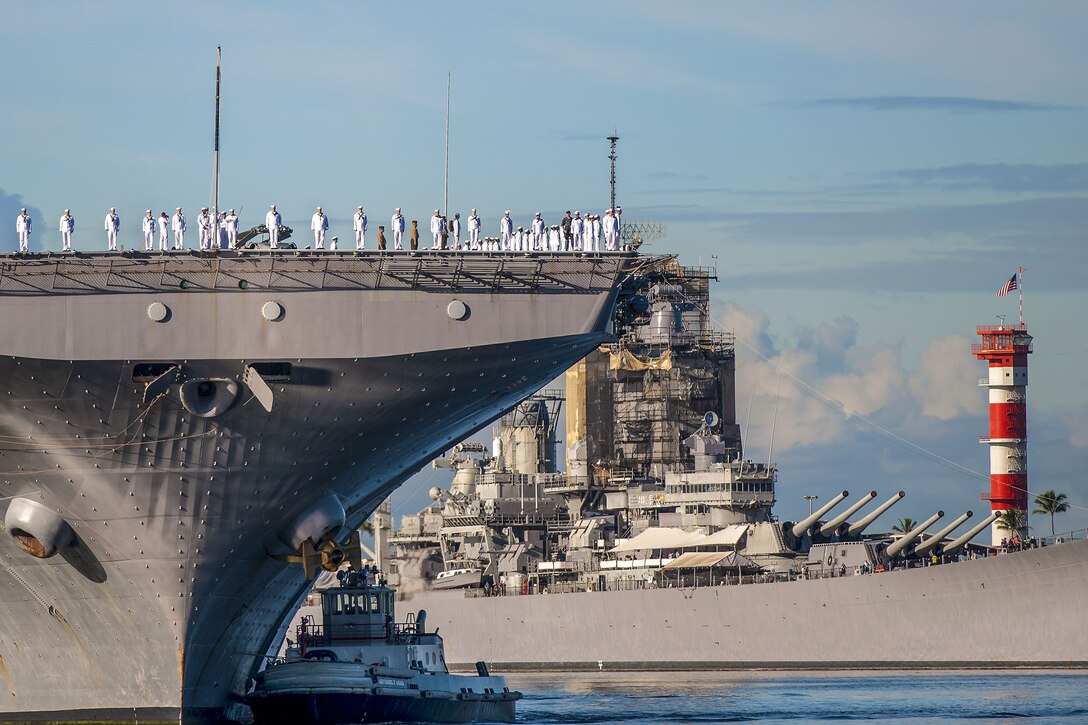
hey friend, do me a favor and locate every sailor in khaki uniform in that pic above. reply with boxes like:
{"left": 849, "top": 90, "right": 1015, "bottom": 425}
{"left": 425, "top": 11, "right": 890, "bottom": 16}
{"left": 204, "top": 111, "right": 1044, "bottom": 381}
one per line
{"left": 59, "top": 209, "right": 74, "bottom": 252}
{"left": 311, "top": 206, "right": 328, "bottom": 249}
{"left": 172, "top": 208, "right": 187, "bottom": 250}
{"left": 142, "top": 210, "right": 156, "bottom": 251}
{"left": 104, "top": 208, "right": 120, "bottom": 251}
{"left": 16, "top": 208, "right": 31, "bottom": 253}
{"left": 353, "top": 206, "right": 367, "bottom": 249}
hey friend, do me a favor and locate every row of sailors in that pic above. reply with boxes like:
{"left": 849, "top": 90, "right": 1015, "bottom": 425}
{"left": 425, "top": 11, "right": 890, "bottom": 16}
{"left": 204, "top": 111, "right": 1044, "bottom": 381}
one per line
{"left": 15, "top": 206, "right": 245, "bottom": 252}
{"left": 376, "top": 207, "right": 624, "bottom": 252}
{"left": 14, "top": 205, "right": 624, "bottom": 253}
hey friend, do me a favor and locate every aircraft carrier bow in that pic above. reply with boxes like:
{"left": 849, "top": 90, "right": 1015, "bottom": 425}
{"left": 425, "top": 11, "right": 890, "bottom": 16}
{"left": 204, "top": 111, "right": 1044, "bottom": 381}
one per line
{"left": 0, "top": 250, "right": 657, "bottom": 724}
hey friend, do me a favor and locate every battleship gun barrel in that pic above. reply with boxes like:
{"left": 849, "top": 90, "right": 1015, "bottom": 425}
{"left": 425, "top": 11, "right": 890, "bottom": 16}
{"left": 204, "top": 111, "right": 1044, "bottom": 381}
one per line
{"left": 885, "top": 510, "right": 944, "bottom": 558}
{"left": 941, "top": 512, "right": 1000, "bottom": 556}
{"left": 913, "top": 511, "right": 973, "bottom": 557}
{"left": 791, "top": 491, "right": 848, "bottom": 539}
{"left": 846, "top": 490, "right": 906, "bottom": 536}
{"left": 816, "top": 491, "right": 877, "bottom": 537}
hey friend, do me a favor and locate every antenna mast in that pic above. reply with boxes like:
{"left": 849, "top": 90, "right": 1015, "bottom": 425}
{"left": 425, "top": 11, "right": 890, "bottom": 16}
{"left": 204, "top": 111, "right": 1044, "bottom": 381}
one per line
{"left": 443, "top": 71, "right": 451, "bottom": 220}
{"left": 213, "top": 46, "right": 222, "bottom": 229}
{"left": 607, "top": 133, "right": 619, "bottom": 211}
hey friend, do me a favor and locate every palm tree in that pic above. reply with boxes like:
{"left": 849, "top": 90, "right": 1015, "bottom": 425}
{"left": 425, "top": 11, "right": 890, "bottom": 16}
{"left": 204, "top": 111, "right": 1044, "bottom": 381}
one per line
{"left": 1032, "top": 489, "right": 1070, "bottom": 537}
{"left": 891, "top": 517, "right": 917, "bottom": 534}
{"left": 996, "top": 509, "right": 1027, "bottom": 539}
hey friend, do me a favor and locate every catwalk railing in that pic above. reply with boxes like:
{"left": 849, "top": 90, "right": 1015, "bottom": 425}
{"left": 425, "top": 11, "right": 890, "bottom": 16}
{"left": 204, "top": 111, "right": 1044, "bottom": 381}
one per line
{"left": 0, "top": 250, "right": 658, "bottom": 296}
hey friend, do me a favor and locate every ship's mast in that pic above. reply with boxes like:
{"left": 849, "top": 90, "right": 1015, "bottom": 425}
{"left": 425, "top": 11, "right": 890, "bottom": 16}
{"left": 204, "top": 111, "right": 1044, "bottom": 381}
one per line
{"left": 607, "top": 133, "right": 619, "bottom": 211}
{"left": 443, "top": 71, "right": 451, "bottom": 221}
{"left": 213, "top": 46, "right": 222, "bottom": 232}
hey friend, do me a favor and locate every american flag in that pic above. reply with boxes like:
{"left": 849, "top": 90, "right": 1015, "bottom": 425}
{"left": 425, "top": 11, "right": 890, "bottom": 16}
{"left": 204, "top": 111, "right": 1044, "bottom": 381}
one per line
{"left": 997, "top": 273, "right": 1018, "bottom": 297}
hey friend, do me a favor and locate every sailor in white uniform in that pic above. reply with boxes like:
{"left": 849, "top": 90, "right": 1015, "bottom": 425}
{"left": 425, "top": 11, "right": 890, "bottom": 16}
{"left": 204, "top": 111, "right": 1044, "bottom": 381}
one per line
{"left": 196, "top": 208, "right": 211, "bottom": 250}
{"left": 589, "top": 214, "right": 601, "bottom": 253}
{"left": 548, "top": 224, "right": 561, "bottom": 252}
{"left": 602, "top": 209, "right": 616, "bottom": 251}
{"left": 615, "top": 206, "right": 623, "bottom": 250}
{"left": 512, "top": 226, "right": 523, "bottom": 252}
{"left": 59, "top": 209, "right": 74, "bottom": 252}
{"left": 16, "top": 208, "right": 31, "bottom": 253}
{"left": 500, "top": 211, "right": 513, "bottom": 251}
{"left": 265, "top": 205, "right": 281, "bottom": 248}
{"left": 353, "top": 206, "right": 368, "bottom": 249}
{"left": 217, "top": 212, "right": 229, "bottom": 249}
{"left": 450, "top": 213, "right": 461, "bottom": 250}
{"left": 311, "top": 206, "right": 328, "bottom": 249}
{"left": 142, "top": 210, "right": 156, "bottom": 251}
{"left": 157, "top": 212, "right": 169, "bottom": 251}
{"left": 467, "top": 209, "right": 481, "bottom": 249}
{"left": 391, "top": 208, "right": 405, "bottom": 250}
{"left": 104, "top": 207, "right": 120, "bottom": 251}
{"left": 224, "top": 209, "right": 239, "bottom": 248}
{"left": 429, "top": 210, "right": 443, "bottom": 249}
{"left": 570, "top": 211, "right": 584, "bottom": 251}
{"left": 531, "top": 213, "right": 545, "bottom": 251}
{"left": 172, "top": 208, "right": 187, "bottom": 250}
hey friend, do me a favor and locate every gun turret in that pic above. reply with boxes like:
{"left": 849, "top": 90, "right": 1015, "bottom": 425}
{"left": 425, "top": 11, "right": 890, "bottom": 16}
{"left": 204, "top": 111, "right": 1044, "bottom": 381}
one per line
{"left": 791, "top": 491, "right": 848, "bottom": 539}
{"left": 815, "top": 491, "right": 877, "bottom": 537}
{"left": 846, "top": 490, "right": 905, "bottom": 536}
{"left": 940, "top": 512, "right": 1000, "bottom": 556}
{"left": 885, "top": 510, "right": 944, "bottom": 558}
{"left": 912, "top": 511, "right": 973, "bottom": 557}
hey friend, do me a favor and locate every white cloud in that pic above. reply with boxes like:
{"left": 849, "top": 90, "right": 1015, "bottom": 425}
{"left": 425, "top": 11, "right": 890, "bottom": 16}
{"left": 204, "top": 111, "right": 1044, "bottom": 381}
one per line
{"left": 908, "top": 335, "right": 980, "bottom": 420}
{"left": 718, "top": 303, "right": 989, "bottom": 456}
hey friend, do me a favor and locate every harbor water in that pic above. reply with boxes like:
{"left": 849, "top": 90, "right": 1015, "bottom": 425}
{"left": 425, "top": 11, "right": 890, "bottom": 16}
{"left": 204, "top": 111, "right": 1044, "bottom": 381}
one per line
{"left": 504, "top": 670, "right": 1088, "bottom": 724}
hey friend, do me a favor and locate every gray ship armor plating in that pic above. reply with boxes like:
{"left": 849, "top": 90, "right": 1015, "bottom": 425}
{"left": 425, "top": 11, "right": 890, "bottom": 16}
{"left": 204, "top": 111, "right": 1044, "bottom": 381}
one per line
{"left": 0, "top": 252, "right": 655, "bottom": 723}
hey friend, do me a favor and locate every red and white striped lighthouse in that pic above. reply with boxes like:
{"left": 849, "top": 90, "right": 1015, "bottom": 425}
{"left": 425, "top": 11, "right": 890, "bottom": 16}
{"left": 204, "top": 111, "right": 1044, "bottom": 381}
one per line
{"left": 974, "top": 323, "right": 1032, "bottom": 544}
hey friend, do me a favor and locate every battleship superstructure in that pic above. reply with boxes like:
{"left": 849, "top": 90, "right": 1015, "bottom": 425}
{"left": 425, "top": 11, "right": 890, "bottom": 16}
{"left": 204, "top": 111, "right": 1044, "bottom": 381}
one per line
{"left": 0, "top": 250, "right": 657, "bottom": 723}
{"left": 382, "top": 262, "right": 1088, "bottom": 669}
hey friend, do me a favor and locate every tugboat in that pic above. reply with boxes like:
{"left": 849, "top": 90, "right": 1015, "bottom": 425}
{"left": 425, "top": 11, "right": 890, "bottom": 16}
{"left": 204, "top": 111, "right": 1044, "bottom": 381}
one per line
{"left": 247, "top": 568, "right": 520, "bottom": 724}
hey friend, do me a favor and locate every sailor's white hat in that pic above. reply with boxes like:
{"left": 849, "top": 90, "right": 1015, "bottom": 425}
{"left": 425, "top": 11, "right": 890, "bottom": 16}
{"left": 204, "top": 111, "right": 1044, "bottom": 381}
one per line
{"left": 146, "top": 209, "right": 152, "bottom": 213}
{"left": 435, "top": 209, "right": 440, "bottom": 213}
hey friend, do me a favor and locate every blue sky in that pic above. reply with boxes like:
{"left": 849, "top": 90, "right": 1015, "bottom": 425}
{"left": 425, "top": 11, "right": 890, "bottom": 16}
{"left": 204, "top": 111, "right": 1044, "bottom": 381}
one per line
{"left": 3, "top": 2, "right": 1086, "bottom": 537}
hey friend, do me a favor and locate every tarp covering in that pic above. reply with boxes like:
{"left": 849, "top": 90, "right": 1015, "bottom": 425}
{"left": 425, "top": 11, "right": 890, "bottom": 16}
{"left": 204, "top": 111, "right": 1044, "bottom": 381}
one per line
{"left": 610, "top": 527, "right": 706, "bottom": 553}
{"left": 610, "top": 525, "right": 749, "bottom": 553}
{"left": 608, "top": 348, "right": 673, "bottom": 372}
{"left": 662, "top": 551, "right": 757, "bottom": 570}
{"left": 700, "top": 524, "right": 749, "bottom": 547}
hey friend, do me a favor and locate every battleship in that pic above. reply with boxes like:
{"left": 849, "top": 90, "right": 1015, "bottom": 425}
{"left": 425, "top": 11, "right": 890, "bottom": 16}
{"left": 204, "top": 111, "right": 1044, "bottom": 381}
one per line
{"left": 379, "top": 262, "right": 1088, "bottom": 670}
{"left": 0, "top": 249, "right": 658, "bottom": 723}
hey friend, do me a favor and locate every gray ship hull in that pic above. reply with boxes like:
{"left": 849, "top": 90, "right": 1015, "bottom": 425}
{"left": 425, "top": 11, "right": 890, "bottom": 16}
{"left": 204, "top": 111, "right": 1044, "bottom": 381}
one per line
{"left": 0, "top": 252, "right": 650, "bottom": 723}
{"left": 402, "top": 540, "right": 1088, "bottom": 670}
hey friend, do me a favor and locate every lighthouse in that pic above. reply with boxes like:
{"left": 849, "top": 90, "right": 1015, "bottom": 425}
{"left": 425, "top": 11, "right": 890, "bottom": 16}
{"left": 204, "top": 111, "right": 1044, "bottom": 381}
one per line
{"left": 974, "top": 322, "right": 1032, "bottom": 544}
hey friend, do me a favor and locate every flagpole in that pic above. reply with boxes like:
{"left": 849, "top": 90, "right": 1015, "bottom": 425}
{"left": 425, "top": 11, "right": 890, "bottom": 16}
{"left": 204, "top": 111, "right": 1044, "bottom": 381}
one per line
{"left": 1017, "top": 266, "right": 1024, "bottom": 326}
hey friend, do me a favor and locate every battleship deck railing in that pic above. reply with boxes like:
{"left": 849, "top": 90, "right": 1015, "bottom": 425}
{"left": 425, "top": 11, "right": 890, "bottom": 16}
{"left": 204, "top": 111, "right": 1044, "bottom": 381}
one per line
{"left": 0, "top": 250, "right": 659, "bottom": 296}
